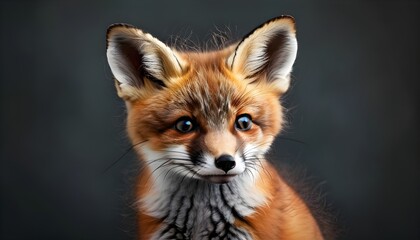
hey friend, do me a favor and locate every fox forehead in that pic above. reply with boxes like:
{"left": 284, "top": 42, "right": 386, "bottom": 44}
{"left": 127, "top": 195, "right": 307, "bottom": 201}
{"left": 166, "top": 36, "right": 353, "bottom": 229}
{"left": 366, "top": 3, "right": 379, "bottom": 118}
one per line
{"left": 136, "top": 51, "right": 275, "bottom": 131}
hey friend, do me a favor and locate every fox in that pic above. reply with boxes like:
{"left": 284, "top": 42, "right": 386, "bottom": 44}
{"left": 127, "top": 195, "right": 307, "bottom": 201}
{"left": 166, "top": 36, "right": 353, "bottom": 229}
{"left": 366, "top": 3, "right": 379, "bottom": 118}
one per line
{"left": 106, "top": 16, "right": 325, "bottom": 240}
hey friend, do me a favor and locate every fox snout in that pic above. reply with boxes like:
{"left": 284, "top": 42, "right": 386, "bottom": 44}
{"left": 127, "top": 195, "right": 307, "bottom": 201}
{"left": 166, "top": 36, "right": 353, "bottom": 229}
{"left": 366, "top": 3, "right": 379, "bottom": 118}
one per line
{"left": 203, "top": 130, "right": 237, "bottom": 158}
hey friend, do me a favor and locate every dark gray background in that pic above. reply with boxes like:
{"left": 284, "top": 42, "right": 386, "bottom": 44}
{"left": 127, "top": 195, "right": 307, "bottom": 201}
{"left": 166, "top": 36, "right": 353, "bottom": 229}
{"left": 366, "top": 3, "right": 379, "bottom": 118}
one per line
{"left": 1, "top": 0, "right": 419, "bottom": 239}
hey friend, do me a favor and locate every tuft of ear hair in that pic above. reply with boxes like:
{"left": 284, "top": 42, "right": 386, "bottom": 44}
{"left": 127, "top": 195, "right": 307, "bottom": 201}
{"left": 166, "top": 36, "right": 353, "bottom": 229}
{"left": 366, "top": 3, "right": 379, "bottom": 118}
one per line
{"left": 227, "top": 16, "right": 297, "bottom": 94}
{"left": 106, "top": 24, "right": 185, "bottom": 100}
{"left": 106, "top": 16, "right": 297, "bottom": 100}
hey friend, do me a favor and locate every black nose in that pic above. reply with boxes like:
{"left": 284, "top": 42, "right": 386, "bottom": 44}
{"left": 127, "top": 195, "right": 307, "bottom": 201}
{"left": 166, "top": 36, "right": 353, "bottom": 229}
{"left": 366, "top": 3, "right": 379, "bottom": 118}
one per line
{"left": 215, "top": 154, "right": 236, "bottom": 173}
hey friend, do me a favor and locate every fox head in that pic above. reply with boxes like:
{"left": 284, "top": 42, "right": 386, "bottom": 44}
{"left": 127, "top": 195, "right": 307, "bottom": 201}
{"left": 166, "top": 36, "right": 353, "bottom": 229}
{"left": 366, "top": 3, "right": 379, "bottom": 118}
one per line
{"left": 106, "top": 16, "right": 297, "bottom": 184}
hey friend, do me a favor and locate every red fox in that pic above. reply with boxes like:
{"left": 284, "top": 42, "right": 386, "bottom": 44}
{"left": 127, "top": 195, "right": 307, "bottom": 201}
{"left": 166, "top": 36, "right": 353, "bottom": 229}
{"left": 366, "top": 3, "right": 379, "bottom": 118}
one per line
{"left": 106, "top": 16, "right": 324, "bottom": 239}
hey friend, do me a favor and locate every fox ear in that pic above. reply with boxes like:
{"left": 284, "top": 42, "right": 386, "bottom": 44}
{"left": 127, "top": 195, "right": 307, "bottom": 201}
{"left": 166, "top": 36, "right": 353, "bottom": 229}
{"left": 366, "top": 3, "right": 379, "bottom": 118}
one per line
{"left": 106, "top": 24, "right": 184, "bottom": 100}
{"left": 227, "top": 16, "right": 297, "bottom": 94}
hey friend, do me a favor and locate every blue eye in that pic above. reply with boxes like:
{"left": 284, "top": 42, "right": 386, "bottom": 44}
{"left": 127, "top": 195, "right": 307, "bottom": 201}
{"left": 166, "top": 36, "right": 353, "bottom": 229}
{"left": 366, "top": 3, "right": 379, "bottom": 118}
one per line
{"left": 175, "top": 117, "right": 195, "bottom": 133}
{"left": 235, "top": 114, "right": 252, "bottom": 131}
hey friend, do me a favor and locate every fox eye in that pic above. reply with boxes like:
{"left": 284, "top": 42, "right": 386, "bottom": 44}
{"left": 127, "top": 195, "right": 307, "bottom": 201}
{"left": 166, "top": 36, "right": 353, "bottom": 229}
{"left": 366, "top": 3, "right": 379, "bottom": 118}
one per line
{"left": 235, "top": 114, "right": 252, "bottom": 131}
{"left": 174, "top": 117, "right": 195, "bottom": 133}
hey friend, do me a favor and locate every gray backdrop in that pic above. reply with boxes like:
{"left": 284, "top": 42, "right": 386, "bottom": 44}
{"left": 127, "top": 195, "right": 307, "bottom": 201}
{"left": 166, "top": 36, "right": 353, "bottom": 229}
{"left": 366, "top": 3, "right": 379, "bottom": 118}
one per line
{"left": 1, "top": 0, "right": 419, "bottom": 239}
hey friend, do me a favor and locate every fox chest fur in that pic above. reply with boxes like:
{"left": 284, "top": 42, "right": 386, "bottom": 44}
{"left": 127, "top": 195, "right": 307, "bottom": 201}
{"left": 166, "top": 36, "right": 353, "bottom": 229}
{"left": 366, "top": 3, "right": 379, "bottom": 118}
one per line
{"left": 141, "top": 175, "right": 260, "bottom": 240}
{"left": 106, "top": 16, "right": 324, "bottom": 239}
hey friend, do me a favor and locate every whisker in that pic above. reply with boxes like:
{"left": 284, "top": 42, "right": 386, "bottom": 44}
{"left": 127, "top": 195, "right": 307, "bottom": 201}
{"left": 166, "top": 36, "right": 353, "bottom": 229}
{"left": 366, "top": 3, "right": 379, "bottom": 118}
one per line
{"left": 176, "top": 165, "right": 196, "bottom": 186}
{"left": 254, "top": 155, "right": 272, "bottom": 180}
{"left": 235, "top": 140, "right": 247, "bottom": 153}
{"left": 150, "top": 159, "right": 172, "bottom": 174}
{"left": 152, "top": 164, "right": 176, "bottom": 184}
{"left": 168, "top": 157, "right": 194, "bottom": 162}
{"left": 243, "top": 152, "right": 273, "bottom": 181}
{"left": 162, "top": 164, "right": 185, "bottom": 182}
{"left": 243, "top": 160, "right": 259, "bottom": 172}
{"left": 276, "top": 136, "right": 307, "bottom": 145}
{"left": 244, "top": 167, "right": 256, "bottom": 181}
{"left": 162, "top": 149, "right": 191, "bottom": 156}
{"left": 242, "top": 141, "right": 270, "bottom": 156}
{"left": 143, "top": 159, "right": 173, "bottom": 187}
{"left": 102, "top": 140, "right": 148, "bottom": 173}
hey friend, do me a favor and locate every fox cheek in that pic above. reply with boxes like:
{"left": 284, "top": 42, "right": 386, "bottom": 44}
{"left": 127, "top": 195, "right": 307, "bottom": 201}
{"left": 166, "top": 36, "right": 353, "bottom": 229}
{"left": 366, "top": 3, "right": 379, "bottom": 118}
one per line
{"left": 187, "top": 143, "right": 204, "bottom": 166}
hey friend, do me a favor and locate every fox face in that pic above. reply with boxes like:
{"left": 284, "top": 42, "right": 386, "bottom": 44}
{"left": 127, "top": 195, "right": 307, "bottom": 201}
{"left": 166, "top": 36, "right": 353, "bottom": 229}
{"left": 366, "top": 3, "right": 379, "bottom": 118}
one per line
{"left": 107, "top": 16, "right": 297, "bottom": 185}
{"left": 106, "top": 16, "right": 326, "bottom": 240}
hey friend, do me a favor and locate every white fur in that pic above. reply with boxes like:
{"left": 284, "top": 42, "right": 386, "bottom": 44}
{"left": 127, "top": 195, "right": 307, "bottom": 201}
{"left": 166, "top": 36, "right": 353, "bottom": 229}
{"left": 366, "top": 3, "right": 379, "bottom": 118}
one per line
{"left": 137, "top": 143, "right": 267, "bottom": 219}
{"left": 107, "top": 27, "right": 183, "bottom": 89}
{"left": 107, "top": 45, "right": 130, "bottom": 86}
{"left": 197, "top": 152, "right": 246, "bottom": 176}
{"left": 227, "top": 18, "right": 297, "bottom": 92}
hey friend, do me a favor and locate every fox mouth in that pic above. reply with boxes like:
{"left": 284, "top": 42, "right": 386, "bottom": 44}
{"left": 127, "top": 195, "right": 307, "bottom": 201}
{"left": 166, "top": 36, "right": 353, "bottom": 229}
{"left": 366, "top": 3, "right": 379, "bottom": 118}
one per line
{"left": 200, "top": 174, "right": 238, "bottom": 184}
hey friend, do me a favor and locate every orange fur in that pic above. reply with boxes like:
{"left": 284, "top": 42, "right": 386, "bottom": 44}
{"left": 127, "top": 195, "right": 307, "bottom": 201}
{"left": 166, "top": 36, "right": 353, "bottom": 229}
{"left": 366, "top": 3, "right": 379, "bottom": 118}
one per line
{"left": 107, "top": 16, "right": 325, "bottom": 239}
{"left": 236, "top": 162, "right": 323, "bottom": 239}
{"left": 127, "top": 50, "right": 322, "bottom": 238}
{"left": 136, "top": 167, "right": 163, "bottom": 239}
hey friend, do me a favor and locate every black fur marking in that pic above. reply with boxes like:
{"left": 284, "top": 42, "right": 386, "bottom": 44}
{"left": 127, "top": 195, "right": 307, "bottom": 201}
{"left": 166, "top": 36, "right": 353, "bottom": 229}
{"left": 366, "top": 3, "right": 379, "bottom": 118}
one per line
{"left": 145, "top": 72, "right": 166, "bottom": 88}
{"left": 224, "top": 183, "right": 254, "bottom": 211}
{"left": 106, "top": 23, "right": 138, "bottom": 49}
{"left": 107, "top": 24, "right": 167, "bottom": 89}
{"left": 111, "top": 35, "right": 145, "bottom": 88}
{"left": 156, "top": 182, "right": 254, "bottom": 239}
{"left": 244, "top": 29, "right": 289, "bottom": 81}
{"left": 229, "top": 15, "right": 295, "bottom": 70}
{"left": 219, "top": 184, "right": 252, "bottom": 227}
{"left": 182, "top": 196, "right": 194, "bottom": 232}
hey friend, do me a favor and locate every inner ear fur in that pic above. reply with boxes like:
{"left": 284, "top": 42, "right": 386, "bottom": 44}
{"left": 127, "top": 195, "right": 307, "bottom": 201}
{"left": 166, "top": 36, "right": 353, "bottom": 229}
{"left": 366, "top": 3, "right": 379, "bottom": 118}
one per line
{"left": 106, "top": 24, "right": 184, "bottom": 100}
{"left": 227, "top": 16, "right": 298, "bottom": 94}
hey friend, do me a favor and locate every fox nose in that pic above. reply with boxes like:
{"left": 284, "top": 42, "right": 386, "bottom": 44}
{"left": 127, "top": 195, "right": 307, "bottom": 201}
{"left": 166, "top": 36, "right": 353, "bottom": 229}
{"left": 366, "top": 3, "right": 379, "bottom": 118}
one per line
{"left": 215, "top": 154, "right": 236, "bottom": 173}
